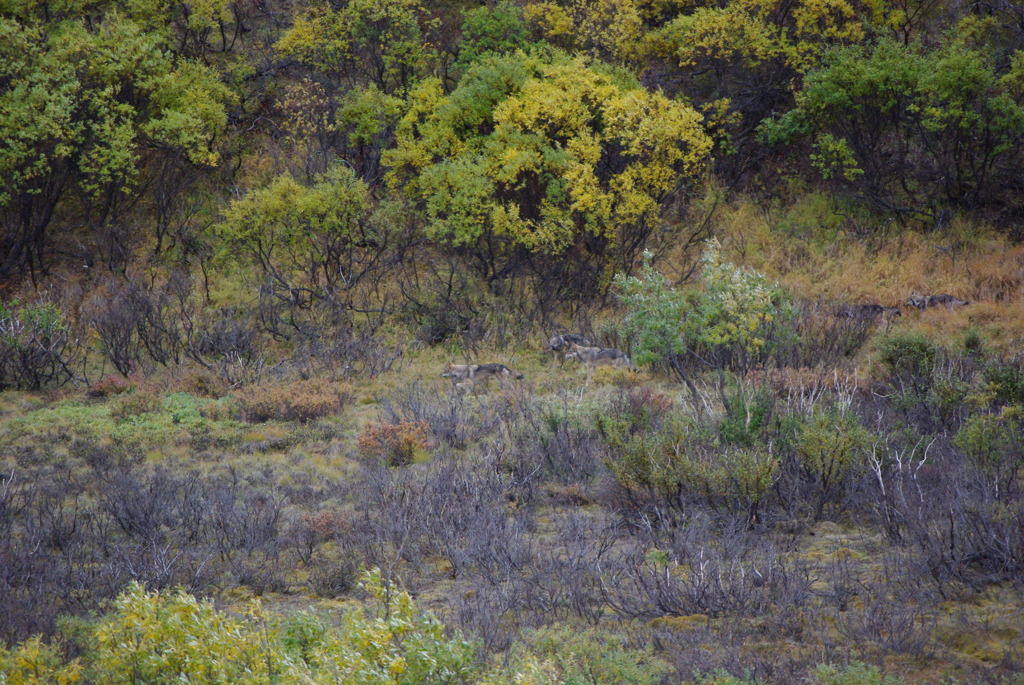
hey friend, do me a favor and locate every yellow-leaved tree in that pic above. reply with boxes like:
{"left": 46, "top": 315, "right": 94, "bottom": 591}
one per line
{"left": 384, "top": 51, "right": 711, "bottom": 298}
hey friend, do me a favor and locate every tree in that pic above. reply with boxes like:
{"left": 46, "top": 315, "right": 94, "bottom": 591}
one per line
{"left": 763, "top": 37, "right": 1024, "bottom": 217}
{"left": 217, "top": 164, "right": 397, "bottom": 329}
{"left": 384, "top": 50, "right": 711, "bottom": 299}
{"left": 642, "top": 0, "right": 877, "bottom": 178}
{"left": 452, "top": 1, "right": 532, "bottom": 75}
{"left": 616, "top": 239, "right": 790, "bottom": 417}
{"left": 0, "top": 12, "right": 233, "bottom": 279}
{"left": 523, "top": 0, "right": 646, "bottom": 66}
{"left": 276, "top": 0, "right": 437, "bottom": 95}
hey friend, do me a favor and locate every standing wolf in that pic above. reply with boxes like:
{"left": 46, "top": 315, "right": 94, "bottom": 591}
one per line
{"left": 441, "top": 362, "right": 525, "bottom": 392}
{"left": 835, "top": 303, "right": 902, "bottom": 324}
{"left": 546, "top": 334, "right": 591, "bottom": 364}
{"left": 565, "top": 343, "right": 637, "bottom": 382}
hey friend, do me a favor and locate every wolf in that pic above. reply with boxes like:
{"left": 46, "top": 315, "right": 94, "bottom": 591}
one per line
{"left": 441, "top": 362, "right": 524, "bottom": 392}
{"left": 906, "top": 293, "right": 969, "bottom": 310}
{"left": 925, "top": 294, "right": 970, "bottom": 310}
{"left": 565, "top": 343, "right": 637, "bottom": 382}
{"left": 547, "top": 333, "right": 590, "bottom": 351}
{"left": 547, "top": 333, "right": 591, "bottom": 365}
{"left": 836, "top": 303, "right": 902, "bottom": 321}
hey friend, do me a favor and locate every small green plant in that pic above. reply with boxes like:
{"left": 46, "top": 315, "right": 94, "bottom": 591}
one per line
{"left": 506, "top": 624, "right": 672, "bottom": 685}
{"left": 719, "top": 384, "right": 775, "bottom": 447}
{"left": 981, "top": 358, "right": 1024, "bottom": 407}
{"left": 692, "top": 669, "right": 762, "bottom": 684}
{"left": 813, "top": 661, "right": 906, "bottom": 685}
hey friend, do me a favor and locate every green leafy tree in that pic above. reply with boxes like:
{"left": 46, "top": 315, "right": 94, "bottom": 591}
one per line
{"left": 763, "top": 37, "right": 1024, "bottom": 217}
{"left": 523, "top": 0, "right": 646, "bottom": 65}
{"left": 335, "top": 86, "right": 406, "bottom": 185}
{"left": 453, "top": 1, "right": 532, "bottom": 74}
{"left": 217, "top": 164, "right": 396, "bottom": 324}
{"left": 0, "top": 12, "right": 233, "bottom": 277}
{"left": 276, "top": 0, "right": 437, "bottom": 95}
{"left": 385, "top": 50, "right": 711, "bottom": 298}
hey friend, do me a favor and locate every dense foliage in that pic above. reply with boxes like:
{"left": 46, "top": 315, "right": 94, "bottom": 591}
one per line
{"left": 2, "top": 0, "right": 1024, "bottom": 682}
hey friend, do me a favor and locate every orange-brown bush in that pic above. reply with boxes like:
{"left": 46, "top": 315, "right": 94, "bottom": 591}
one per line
{"left": 236, "top": 379, "right": 352, "bottom": 423}
{"left": 88, "top": 373, "right": 135, "bottom": 398}
{"left": 357, "top": 419, "right": 433, "bottom": 466}
{"left": 110, "top": 385, "right": 162, "bottom": 420}
{"left": 169, "top": 367, "right": 230, "bottom": 398}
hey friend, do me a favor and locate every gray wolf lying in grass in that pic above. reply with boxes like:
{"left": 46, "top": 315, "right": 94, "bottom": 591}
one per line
{"left": 836, "top": 303, "right": 902, "bottom": 322}
{"left": 905, "top": 293, "right": 970, "bottom": 310}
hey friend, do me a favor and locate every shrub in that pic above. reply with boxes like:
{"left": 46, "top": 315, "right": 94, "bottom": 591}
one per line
{"left": 615, "top": 242, "right": 794, "bottom": 415}
{"left": 1, "top": 569, "right": 485, "bottom": 683}
{"left": 981, "top": 356, "right": 1024, "bottom": 407}
{"left": 169, "top": 366, "right": 230, "bottom": 398}
{"left": 813, "top": 661, "right": 906, "bottom": 685}
{"left": 87, "top": 373, "right": 135, "bottom": 398}
{"left": 796, "top": 406, "right": 873, "bottom": 520}
{"left": 953, "top": 405, "right": 1024, "bottom": 497}
{"left": 877, "top": 332, "right": 937, "bottom": 398}
{"left": 719, "top": 384, "right": 775, "bottom": 447}
{"left": 109, "top": 385, "right": 163, "bottom": 421}
{"left": 514, "top": 625, "right": 672, "bottom": 685}
{"left": 693, "top": 670, "right": 762, "bottom": 685}
{"left": 0, "top": 635, "right": 83, "bottom": 684}
{"left": 85, "top": 582, "right": 287, "bottom": 683}
{"left": 0, "top": 300, "right": 81, "bottom": 390}
{"left": 357, "top": 419, "right": 433, "bottom": 466}
{"left": 236, "top": 379, "right": 352, "bottom": 423}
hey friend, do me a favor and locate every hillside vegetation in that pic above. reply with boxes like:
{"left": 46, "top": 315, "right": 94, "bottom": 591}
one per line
{"left": 1, "top": 0, "right": 1024, "bottom": 682}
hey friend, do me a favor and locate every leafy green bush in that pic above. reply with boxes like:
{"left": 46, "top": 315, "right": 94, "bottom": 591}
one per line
{"left": 953, "top": 406, "right": 1024, "bottom": 496}
{"left": 796, "top": 406, "right": 873, "bottom": 520}
{"left": 0, "top": 635, "right": 83, "bottom": 684}
{"left": 455, "top": 2, "right": 531, "bottom": 73}
{"left": 763, "top": 38, "right": 1024, "bottom": 214}
{"left": 876, "top": 332, "right": 938, "bottom": 412}
{"left": 616, "top": 242, "right": 794, "bottom": 417}
{"left": 598, "top": 400, "right": 778, "bottom": 523}
{"left": 719, "top": 385, "right": 775, "bottom": 447}
{"left": 513, "top": 625, "right": 672, "bottom": 685}
{"left": 692, "top": 670, "right": 762, "bottom": 684}
{"left": 982, "top": 358, "right": 1024, "bottom": 407}
{"left": 1, "top": 569, "right": 484, "bottom": 684}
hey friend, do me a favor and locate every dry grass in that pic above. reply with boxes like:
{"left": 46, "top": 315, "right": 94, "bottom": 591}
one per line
{"left": 696, "top": 193, "right": 1024, "bottom": 352}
